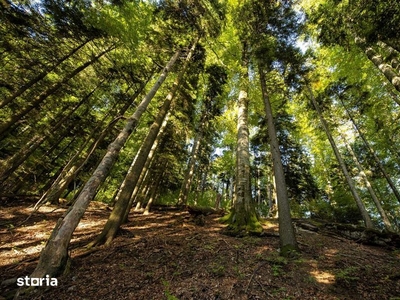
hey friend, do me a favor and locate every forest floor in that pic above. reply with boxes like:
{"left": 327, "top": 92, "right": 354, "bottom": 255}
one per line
{"left": 1, "top": 199, "right": 400, "bottom": 300}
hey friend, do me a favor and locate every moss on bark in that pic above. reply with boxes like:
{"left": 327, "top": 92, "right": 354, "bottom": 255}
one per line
{"left": 221, "top": 211, "right": 263, "bottom": 236}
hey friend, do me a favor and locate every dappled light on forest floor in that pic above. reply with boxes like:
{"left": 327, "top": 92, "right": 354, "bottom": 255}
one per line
{"left": 309, "top": 270, "right": 335, "bottom": 284}
{"left": 1, "top": 201, "right": 400, "bottom": 299}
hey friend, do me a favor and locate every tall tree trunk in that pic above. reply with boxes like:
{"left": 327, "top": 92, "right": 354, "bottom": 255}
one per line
{"left": 354, "top": 38, "right": 400, "bottom": 102}
{"left": 0, "top": 79, "right": 103, "bottom": 186}
{"left": 143, "top": 166, "right": 165, "bottom": 215}
{"left": 225, "top": 44, "right": 261, "bottom": 234}
{"left": 0, "top": 38, "right": 91, "bottom": 109}
{"left": 339, "top": 97, "right": 400, "bottom": 204}
{"left": 177, "top": 118, "right": 206, "bottom": 206}
{"left": 88, "top": 40, "right": 198, "bottom": 247}
{"left": 306, "top": 84, "right": 373, "bottom": 228}
{"left": 0, "top": 45, "right": 116, "bottom": 138}
{"left": 364, "top": 46, "right": 400, "bottom": 95}
{"left": 38, "top": 80, "right": 147, "bottom": 206}
{"left": 121, "top": 112, "right": 169, "bottom": 223}
{"left": 259, "top": 63, "right": 298, "bottom": 254}
{"left": 28, "top": 49, "right": 181, "bottom": 279}
{"left": 340, "top": 132, "right": 394, "bottom": 231}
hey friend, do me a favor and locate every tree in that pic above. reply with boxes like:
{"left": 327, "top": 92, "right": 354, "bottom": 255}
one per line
{"left": 88, "top": 38, "right": 200, "bottom": 247}
{"left": 305, "top": 83, "right": 373, "bottom": 229}
{"left": 222, "top": 40, "right": 262, "bottom": 235}
{"left": 340, "top": 131, "right": 394, "bottom": 231}
{"left": 28, "top": 48, "right": 182, "bottom": 279}
{"left": 307, "top": 0, "right": 400, "bottom": 96}
{"left": 259, "top": 62, "right": 298, "bottom": 254}
{"left": 177, "top": 64, "right": 227, "bottom": 206}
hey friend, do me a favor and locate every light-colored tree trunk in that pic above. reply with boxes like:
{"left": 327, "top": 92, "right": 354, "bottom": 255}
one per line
{"left": 339, "top": 96, "right": 400, "bottom": 204}
{"left": 88, "top": 39, "right": 198, "bottom": 247}
{"left": 364, "top": 46, "right": 400, "bottom": 94}
{"left": 225, "top": 44, "right": 261, "bottom": 234}
{"left": 340, "top": 132, "right": 394, "bottom": 231}
{"left": 259, "top": 63, "right": 298, "bottom": 254}
{"left": 354, "top": 37, "right": 400, "bottom": 102}
{"left": 28, "top": 49, "right": 181, "bottom": 279}
{"left": 306, "top": 84, "right": 373, "bottom": 229}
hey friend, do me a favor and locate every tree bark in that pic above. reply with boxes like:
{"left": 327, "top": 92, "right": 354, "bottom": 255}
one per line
{"left": 364, "top": 46, "right": 400, "bottom": 94}
{"left": 0, "top": 45, "right": 116, "bottom": 138}
{"left": 29, "top": 49, "right": 181, "bottom": 279}
{"left": 306, "top": 84, "right": 373, "bottom": 229}
{"left": 0, "top": 38, "right": 91, "bottom": 109}
{"left": 177, "top": 118, "right": 206, "bottom": 206}
{"left": 259, "top": 63, "right": 298, "bottom": 254}
{"left": 339, "top": 96, "right": 400, "bottom": 204}
{"left": 340, "top": 132, "right": 394, "bottom": 231}
{"left": 225, "top": 44, "right": 261, "bottom": 234}
{"left": 88, "top": 40, "right": 198, "bottom": 247}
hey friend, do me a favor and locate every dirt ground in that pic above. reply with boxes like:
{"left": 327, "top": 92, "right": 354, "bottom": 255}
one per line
{"left": 1, "top": 199, "right": 400, "bottom": 300}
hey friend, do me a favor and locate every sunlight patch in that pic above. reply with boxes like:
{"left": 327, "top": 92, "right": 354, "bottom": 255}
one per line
{"left": 310, "top": 270, "right": 335, "bottom": 284}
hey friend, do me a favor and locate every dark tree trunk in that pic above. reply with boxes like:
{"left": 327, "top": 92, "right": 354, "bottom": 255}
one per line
{"left": 0, "top": 38, "right": 91, "bottom": 109}
{"left": 0, "top": 45, "right": 115, "bottom": 137}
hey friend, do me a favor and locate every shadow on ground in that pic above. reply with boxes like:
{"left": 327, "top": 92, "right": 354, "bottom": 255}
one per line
{"left": 1, "top": 200, "right": 399, "bottom": 299}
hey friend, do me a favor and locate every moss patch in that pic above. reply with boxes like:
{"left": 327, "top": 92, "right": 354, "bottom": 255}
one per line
{"left": 221, "top": 211, "right": 263, "bottom": 237}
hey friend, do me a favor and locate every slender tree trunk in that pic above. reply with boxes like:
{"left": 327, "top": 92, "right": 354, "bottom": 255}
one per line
{"left": 28, "top": 49, "right": 181, "bottom": 279}
{"left": 259, "top": 63, "right": 298, "bottom": 254}
{"left": 177, "top": 118, "right": 206, "bottom": 206}
{"left": 340, "top": 132, "right": 394, "bottom": 231}
{"left": 306, "top": 84, "right": 373, "bottom": 228}
{"left": 364, "top": 46, "right": 400, "bottom": 94}
{"left": 88, "top": 40, "right": 198, "bottom": 247}
{"left": 38, "top": 80, "right": 147, "bottom": 206}
{"left": 339, "top": 97, "right": 400, "bottom": 204}
{"left": 143, "top": 166, "right": 165, "bottom": 215}
{"left": 121, "top": 112, "right": 169, "bottom": 223}
{"left": 0, "top": 45, "right": 116, "bottom": 138}
{"left": 0, "top": 80, "right": 101, "bottom": 185}
{"left": 0, "top": 38, "right": 91, "bottom": 109}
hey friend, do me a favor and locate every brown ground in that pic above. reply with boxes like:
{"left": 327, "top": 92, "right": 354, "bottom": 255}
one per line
{"left": 1, "top": 199, "right": 400, "bottom": 300}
